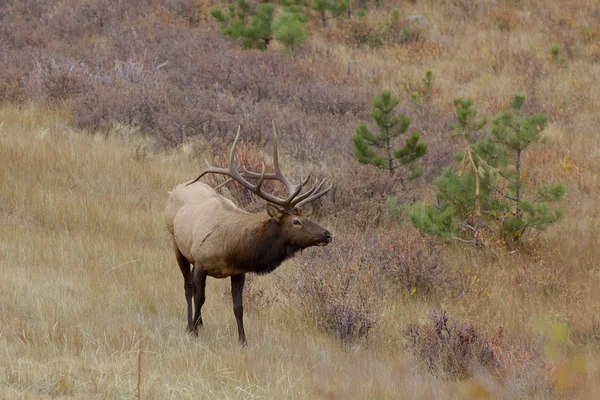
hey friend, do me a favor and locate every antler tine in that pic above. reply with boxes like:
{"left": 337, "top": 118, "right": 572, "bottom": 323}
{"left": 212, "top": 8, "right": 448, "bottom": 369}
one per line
{"left": 186, "top": 163, "right": 230, "bottom": 186}
{"left": 300, "top": 175, "right": 311, "bottom": 187}
{"left": 271, "top": 121, "right": 302, "bottom": 196}
{"left": 255, "top": 162, "right": 266, "bottom": 191}
{"left": 186, "top": 126, "right": 243, "bottom": 186}
{"left": 291, "top": 178, "right": 324, "bottom": 205}
{"left": 187, "top": 126, "right": 298, "bottom": 207}
{"left": 240, "top": 166, "right": 280, "bottom": 181}
{"left": 229, "top": 125, "right": 242, "bottom": 172}
{"left": 213, "top": 177, "right": 234, "bottom": 190}
{"left": 295, "top": 181, "right": 333, "bottom": 208}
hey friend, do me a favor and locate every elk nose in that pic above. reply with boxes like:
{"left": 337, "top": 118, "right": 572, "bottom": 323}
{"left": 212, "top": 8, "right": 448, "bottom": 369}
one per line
{"left": 324, "top": 231, "right": 333, "bottom": 243}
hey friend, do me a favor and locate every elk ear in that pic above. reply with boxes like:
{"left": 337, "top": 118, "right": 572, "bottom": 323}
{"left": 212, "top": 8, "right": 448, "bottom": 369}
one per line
{"left": 266, "top": 203, "right": 284, "bottom": 220}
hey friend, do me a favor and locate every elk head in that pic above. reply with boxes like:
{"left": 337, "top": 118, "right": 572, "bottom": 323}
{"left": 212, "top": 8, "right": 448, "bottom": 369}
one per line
{"left": 265, "top": 204, "right": 332, "bottom": 253}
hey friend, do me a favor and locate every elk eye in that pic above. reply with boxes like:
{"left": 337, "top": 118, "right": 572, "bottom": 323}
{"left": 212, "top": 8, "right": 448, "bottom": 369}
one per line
{"left": 293, "top": 219, "right": 302, "bottom": 226}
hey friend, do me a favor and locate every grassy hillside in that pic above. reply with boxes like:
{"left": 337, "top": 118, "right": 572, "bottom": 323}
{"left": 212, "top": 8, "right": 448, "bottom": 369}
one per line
{"left": 0, "top": 104, "right": 450, "bottom": 399}
{"left": 1, "top": 0, "right": 600, "bottom": 398}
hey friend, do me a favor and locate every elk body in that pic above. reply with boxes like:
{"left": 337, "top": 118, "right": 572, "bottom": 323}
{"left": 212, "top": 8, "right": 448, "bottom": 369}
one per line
{"left": 165, "top": 126, "right": 332, "bottom": 345}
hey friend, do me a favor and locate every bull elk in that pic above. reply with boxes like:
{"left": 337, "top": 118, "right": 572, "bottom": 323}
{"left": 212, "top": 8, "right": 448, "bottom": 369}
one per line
{"left": 164, "top": 125, "right": 332, "bottom": 345}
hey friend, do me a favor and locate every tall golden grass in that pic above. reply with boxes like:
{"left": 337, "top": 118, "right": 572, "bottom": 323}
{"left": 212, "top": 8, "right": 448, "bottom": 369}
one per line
{"left": 0, "top": 104, "right": 437, "bottom": 398}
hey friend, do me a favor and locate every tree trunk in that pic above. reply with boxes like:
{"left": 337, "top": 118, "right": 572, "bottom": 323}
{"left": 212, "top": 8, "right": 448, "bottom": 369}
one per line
{"left": 467, "top": 149, "right": 481, "bottom": 244}
{"left": 515, "top": 149, "right": 521, "bottom": 218}
{"left": 386, "top": 137, "right": 393, "bottom": 176}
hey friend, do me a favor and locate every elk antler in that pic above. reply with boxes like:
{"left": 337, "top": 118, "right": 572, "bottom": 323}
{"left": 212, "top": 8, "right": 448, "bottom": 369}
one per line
{"left": 186, "top": 123, "right": 331, "bottom": 210}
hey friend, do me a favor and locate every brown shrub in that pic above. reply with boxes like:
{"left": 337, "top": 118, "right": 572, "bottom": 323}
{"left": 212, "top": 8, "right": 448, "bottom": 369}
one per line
{"left": 378, "top": 230, "right": 454, "bottom": 295}
{"left": 321, "top": 162, "right": 391, "bottom": 229}
{"left": 297, "top": 233, "right": 384, "bottom": 345}
{"left": 0, "top": 65, "right": 27, "bottom": 103}
{"left": 25, "top": 55, "right": 92, "bottom": 101}
{"left": 346, "top": 20, "right": 373, "bottom": 47}
{"left": 406, "top": 309, "right": 502, "bottom": 378}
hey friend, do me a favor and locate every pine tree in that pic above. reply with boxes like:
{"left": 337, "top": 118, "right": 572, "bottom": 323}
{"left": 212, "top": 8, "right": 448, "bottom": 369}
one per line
{"left": 273, "top": 12, "right": 307, "bottom": 51}
{"left": 309, "top": 0, "right": 348, "bottom": 26}
{"left": 212, "top": 0, "right": 312, "bottom": 50}
{"left": 450, "top": 97, "right": 487, "bottom": 140}
{"left": 411, "top": 93, "right": 566, "bottom": 244}
{"left": 211, "top": 1, "right": 276, "bottom": 50}
{"left": 353, "top": 90, "right": 428, "bottom": 179}
{"left": 475, "top": 93, "right": 566, "bottom": 241}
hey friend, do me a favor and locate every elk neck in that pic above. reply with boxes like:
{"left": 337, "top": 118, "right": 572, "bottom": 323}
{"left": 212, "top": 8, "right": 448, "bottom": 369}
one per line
{"left": 228, "top": 214, "right": 296, "bottom": 275}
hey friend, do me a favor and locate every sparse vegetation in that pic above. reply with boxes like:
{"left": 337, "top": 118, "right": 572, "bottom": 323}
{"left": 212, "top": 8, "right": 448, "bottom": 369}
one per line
{"left": 1, "top": 0, "right": 599, "bottom": 397}
{"left": 297, "top": 234, "right": 384, "bottom": 345}
{"left": 406, "top": 309, "right": 502, "bottom": 378}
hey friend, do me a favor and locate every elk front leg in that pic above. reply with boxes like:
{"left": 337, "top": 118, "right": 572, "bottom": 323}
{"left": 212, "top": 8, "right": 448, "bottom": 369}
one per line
{"left": 173, "top": 242, "right": 193, "bottom": 331}
{"left": 231, "top": 273, "right": 247, "bottom": 346}
{"left": 191, "top": 267, "right": 207, "bottom": 334}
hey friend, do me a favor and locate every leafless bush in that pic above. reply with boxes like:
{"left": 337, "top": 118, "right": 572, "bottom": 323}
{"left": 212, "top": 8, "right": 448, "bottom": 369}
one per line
{"left": 45, "top": 0, "right": 109, "bottom": 39}
{"left": 406, "top": 309, "right": 502, "bottom": 378}
{"left": 25, "top": 55, "right": 91, "bottom": 101}
{"left": 297, "top": 234, "right": 384, "bottom": 345}
{"left": 378, "top": 230, "right": 454, "bottom": 295}
{"left": 0, "top": 64, "right": 26, "bottom": 103}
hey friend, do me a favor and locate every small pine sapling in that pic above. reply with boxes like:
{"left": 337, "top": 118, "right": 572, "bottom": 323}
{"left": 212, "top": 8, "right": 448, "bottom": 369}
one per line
{"left": 353, "top": 90, "right": 428, "bottom": 179}
{"left": 411, "top": 93, "right": 566, "bottom": 245}
{"left": 211, "top": 1, "right": 276, "bottom": 50}
{"left": 550, "top": 44, "right": 566, "bottom": 65}
{"left": 450, "top": 97, "right": 487, "bottom": 141}
{"left": 410, "top": 70, "right": 434, "bottom": 107}
{"left": 310, "top": 0, "right": 348, "bottom": 26}
{"left": 475, "top": 93, "right": 566, "bottom": 241}
{"left": 274, "top": 12, "right": 308, "bottom": 51}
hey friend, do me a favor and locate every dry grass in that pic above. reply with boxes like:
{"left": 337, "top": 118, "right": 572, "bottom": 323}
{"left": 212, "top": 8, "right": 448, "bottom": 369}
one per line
{"left": 2, "top": 0, "right": 600, "bottom": 397}
{"left": 1, "top": 103, "right": 599, "bottom": 398}
{"left": 0, "top": 104, "right": 449, "bottom": 399}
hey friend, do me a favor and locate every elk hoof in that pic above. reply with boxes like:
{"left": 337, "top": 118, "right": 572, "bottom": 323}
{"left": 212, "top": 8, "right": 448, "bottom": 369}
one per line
{"left": 188, "top": 321, "right": 202, "bottom": 336}
{"left": 186, "top": 326, "right": 197, "bottom": 336}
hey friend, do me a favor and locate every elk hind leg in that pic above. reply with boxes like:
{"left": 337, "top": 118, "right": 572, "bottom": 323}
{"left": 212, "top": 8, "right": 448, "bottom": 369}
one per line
{"left": 173, "top": 241, "right": 193, "bottom": 331}
{"left": 191, "top": 267, "right": 207, "bottom": 334}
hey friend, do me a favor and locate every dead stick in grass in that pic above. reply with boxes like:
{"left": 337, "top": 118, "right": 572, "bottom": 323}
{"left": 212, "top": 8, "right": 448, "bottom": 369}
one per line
{"left": 135, "top": 337, "right": 144, "bottom": 399}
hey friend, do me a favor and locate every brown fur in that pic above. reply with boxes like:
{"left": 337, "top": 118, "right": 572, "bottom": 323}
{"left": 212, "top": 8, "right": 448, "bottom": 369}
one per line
{"left": 165, "top": 181, "right": 332, "bottom": 344}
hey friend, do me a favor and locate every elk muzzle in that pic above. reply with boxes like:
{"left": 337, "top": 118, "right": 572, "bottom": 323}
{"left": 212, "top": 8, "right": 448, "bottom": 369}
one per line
{"left": 317, "top": 230, "right": 333, "bottom": 246}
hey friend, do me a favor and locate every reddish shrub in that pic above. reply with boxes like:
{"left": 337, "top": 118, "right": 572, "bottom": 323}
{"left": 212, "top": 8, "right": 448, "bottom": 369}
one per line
{"left": 297, "top": 234, "right": 384, "bottom": 345}
{"left": 406, "top": 309, "right": 502, "bottom": 377}
{"left": 378, "top": 230, "right": 453, "bottom": 295}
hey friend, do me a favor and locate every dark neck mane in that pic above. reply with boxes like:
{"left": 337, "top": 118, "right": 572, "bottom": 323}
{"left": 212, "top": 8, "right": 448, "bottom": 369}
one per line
{"left": 229, "top": 217, "right": 296, "bottom": 275}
